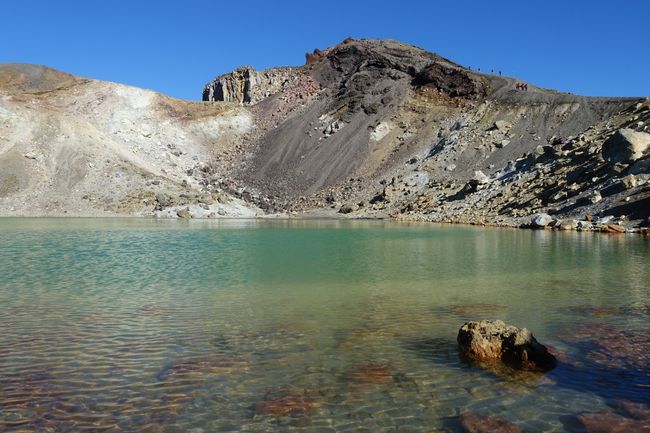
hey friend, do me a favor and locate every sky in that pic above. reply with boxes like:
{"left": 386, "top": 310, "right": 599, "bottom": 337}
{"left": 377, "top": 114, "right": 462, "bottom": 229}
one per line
{"left": 1, "top": 0, "right": 648, "bottom": 100}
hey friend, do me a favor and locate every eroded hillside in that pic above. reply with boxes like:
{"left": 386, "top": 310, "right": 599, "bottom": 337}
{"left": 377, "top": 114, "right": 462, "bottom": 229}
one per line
{"left": 1, "top": 39, "right": 649, "bottom": 231}
{"left": 0, "top": 64, "right": 257, "bottom": 217}
{"left": 202, "top": 38, "right": 649, "bottom": 230}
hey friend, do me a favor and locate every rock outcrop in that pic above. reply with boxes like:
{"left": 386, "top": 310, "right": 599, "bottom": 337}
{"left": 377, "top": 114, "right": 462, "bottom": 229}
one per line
{"left": 457, "top": 320, "right": 557, "bottom": 372}
{"left": 202, "top": 66, "right": 296, "bottom": 104}
{"left": 305, "top": 48, "right": 325, "bottom": 65}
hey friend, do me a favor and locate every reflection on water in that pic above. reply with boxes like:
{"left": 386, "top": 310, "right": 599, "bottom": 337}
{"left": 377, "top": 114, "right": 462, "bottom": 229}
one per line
{"left": 0, "top": 218, "right": 649, "bottom": 432}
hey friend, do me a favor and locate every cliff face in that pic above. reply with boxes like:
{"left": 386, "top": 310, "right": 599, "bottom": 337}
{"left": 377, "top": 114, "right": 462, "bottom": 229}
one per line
{"left": 1, "top": 38, "right": 649, "bottom": 229}
{"left": 202, "top": 66, "right": 297, "bottom": 105}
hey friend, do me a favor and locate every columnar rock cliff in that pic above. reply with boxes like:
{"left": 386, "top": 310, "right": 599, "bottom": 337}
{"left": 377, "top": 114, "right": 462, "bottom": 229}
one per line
{"left": 202, "top": 66, "right": 296, "bottom": 105}
{"left": 1, "top": 38, "right": 649, "bottom": 230}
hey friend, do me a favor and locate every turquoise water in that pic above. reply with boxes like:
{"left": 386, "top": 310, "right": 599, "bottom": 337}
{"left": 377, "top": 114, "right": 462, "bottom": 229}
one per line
{"left": 0, "top": 218, "right": 648, "bottom": 432}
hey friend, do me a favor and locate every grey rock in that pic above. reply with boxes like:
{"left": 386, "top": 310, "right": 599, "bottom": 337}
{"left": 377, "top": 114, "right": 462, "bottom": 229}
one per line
{"left": 559, "top": 219, "right": 578, "bottom": 230}
{"left": 176, "top": 207, "right": 191, "bottom": 219}
{"left": 338, "top": 205, "right": 354, "bottom": 214}
{"left": 493, "top": 120, "right": 512, "bottom": 132}
{"left": 590, "top": 191, "right": 602, "bottom": 204}
{"left": 577, "top": 220, "right": 593, "bottom": 230}
{"left": 155, "top": 192, "right": 171, "bottom": 208}
{"left": 595, "top": 215, "right": 614, "bottom": 224}
{"left": 452, "top": 118, "right": 468, "bottom": 131}
{"left": 602, "top": 128, "right": 650, "bottom": 164}
{"left": 457, "top": 320, "right": 557, "bottom": 372}
{"left": 577, "top": 191, "right": 602, "bottom": 206}
{"left": 473, "top": 170, "right": 490, "bottom": 185}
{"left": 531, "top": 213, "right": 553, "bottom": 227}
{"left": 601, "top": 174, "right": 638, "bottom": 196}
{"left": 629, "top": 157, "right": 650, "bottom": 175}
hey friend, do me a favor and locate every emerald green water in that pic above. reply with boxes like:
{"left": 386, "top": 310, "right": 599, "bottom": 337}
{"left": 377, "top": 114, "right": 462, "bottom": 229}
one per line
{"left": 1, "top": 218, "right": 649, "bottom": 432}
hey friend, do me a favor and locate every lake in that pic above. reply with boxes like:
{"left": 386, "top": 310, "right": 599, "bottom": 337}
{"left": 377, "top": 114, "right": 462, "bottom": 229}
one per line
{"left": 0, "top": 218, "right": 648, "bottom": 432}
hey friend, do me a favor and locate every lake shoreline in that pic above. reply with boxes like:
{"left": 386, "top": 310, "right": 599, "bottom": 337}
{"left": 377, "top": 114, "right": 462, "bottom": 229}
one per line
{"left": 1, "top": 212, "right": 648, "bottom": 236}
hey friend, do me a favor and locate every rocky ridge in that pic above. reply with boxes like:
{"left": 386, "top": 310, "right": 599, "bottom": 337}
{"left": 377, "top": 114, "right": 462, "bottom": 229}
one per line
{"left": 1, "top": 39, "right": 649, "bottom": 231}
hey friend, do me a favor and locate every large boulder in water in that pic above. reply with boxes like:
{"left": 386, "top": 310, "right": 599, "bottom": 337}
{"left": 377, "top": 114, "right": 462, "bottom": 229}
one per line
{"left": 602, "top": 128, "right": 650, "bottom": 164}
{"left": 457, "top": 320, "right": 557, "bottom": 372}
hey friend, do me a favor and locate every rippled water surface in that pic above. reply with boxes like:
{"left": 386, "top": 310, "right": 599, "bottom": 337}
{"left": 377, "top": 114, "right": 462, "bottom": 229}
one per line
{"left": 1, "top": 218, "right": 649, "bottom": 432}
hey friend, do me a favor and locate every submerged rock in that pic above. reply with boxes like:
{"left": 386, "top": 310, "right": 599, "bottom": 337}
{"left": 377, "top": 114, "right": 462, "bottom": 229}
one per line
{"left": 448, "top": 303, "right": 507, "bottom": 316}
{"left": 614, "top": 400, "right": 650, "bottom": 421}
{"left": 255, "top": 394, "right": 320, "bottom": 417}
{"left": 459, "top": 412, "right": 521, "bottom": 433}
{"left": 346, "top": 363, "right": 394, "bottom": 385}
{"left": 157, "top": 357, "right": 249, "bottom": 381}
{"left": 457, "top": 320, "right": 557, "bottom": 372}
{"left": 577, "top": 412, "right": 650, "bottom": 433}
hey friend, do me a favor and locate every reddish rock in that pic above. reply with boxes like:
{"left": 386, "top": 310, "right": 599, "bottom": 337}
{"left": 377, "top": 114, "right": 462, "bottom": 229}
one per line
{"left": 305, "top": 48, "right": 325, "bottom": 65}
{"left": 459, "top": 412, "right": 521, "bottom": 433}
{"left": 577, "top": 412, "right": 650, "bottom": 433}
{"left": 573, "top": 324, "right": 650, "bottom": 370}
{"left": 255, "top": 394, "right": 320, "bottom": 417}
{"left": 604, "top": 224, "right": 626, "bottom": 233}
{"left": 347, "top": 363, "right": 394, "bottom": 385}
{"left": 158, "top": 357, "right": 249, "bottom": 380}
{"left": 569, "top": 305, "right": 619, "bottom": 317}
{"left": 614, "top": 400, "right": 650, "bottom": 420}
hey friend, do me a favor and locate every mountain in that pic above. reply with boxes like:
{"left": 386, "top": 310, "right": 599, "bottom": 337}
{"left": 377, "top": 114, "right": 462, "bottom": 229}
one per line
{"left": 1, "top": 38, "right": 649, "bottom": 229}
{"left": 0, "top": 63, "right": 255, "bottom": 217}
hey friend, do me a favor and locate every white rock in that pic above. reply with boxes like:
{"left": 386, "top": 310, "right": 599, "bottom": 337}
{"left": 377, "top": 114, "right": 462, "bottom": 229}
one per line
{"left": 531, "top": 213, "right": 553, "bottom": 227}
{"left": 602, "top": 128, "right": 650, "bottom": 163}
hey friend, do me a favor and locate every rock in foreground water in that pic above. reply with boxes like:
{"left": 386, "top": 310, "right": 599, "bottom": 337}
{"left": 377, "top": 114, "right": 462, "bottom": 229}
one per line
{"left": 577, "top": 412, "right": 650, "bottom": 433}
{"left": 255, "top": 394, "right": 320, "bottom": 417}
{"left": 457, "top": 320, "right": 557, "bottom": 372}
{"left": 459, "top": 412, "right": 522, "bottom": 433}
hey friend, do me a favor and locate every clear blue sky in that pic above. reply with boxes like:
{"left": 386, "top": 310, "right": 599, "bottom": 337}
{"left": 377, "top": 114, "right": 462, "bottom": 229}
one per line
{"left": 2, "top": 1, "right": 648, "bottom": 100}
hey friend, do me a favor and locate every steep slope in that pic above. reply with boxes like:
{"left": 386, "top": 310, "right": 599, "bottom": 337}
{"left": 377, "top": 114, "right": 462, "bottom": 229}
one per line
{"left": 1, "top": 38, "right": 648, "bottom": 230}
{"left": 0, "top": 64, "right": 257, "bottom": 217}
{"left": 203, "top": 38, "right": 649, "bottom": 228}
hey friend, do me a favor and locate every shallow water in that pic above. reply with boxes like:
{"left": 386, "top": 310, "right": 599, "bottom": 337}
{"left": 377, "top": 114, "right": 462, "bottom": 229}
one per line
{"left": 0, "top": 218, "right": 649, "bottom": 432}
